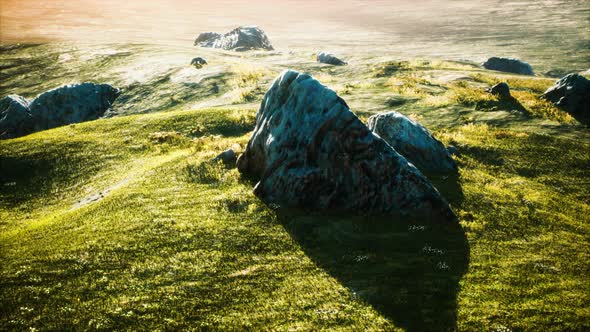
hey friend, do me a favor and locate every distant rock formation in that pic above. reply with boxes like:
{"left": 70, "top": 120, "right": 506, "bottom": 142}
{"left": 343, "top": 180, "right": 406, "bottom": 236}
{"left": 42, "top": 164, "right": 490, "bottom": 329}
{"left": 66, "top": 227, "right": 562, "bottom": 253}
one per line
{"left": 541, "top": 73, "right": 590, "bottom": 124}
{"left": 317, "top": 52, "right": 347, "bottom": 66}
{"left": 194, "top": 26, "right": 273, "bottom": 51}
{"left": 237, "top": 70, "right": 455, "bottom": 221}
{"left": 190, "top": 57, "right": 207, "bottom": 68}
{"left": 483, "top": 57, "right": 534, "bottom": 76}
{"left": 488, "top": 82, "right": 511, "bottom": 98}
{"left": 0, "top": 95, "right": 33, "bottom": 139}
{"left": 367, "top": 111, "right": 457, "bottom": 174}
{"left": 0, "top": 83, "right": 120, "bottom": 139}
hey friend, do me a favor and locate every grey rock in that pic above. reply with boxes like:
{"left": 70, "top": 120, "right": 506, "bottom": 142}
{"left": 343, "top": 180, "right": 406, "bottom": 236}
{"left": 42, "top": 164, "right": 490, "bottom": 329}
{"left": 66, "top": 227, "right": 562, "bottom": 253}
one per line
{"left": 237, "top": 70, "right": 455, "bottom": 221}
{"left": 367, "top": 111, "right": 457, "bottom": 174}
{"left": 447, "top": 145, "right": 460, "bottom": 156}
{"left": 29, "top": 83, "right": 120, "bottom": 131}
{"left": 483, "top": 57, "right": 534, "bottom": 76}
{"left": 194, "top": 32, "right": 221, "bottom": 45}
{"left": 0, "top": 95, "right": 34, "bottom": 139}
{"left": 488, "top": 82, "right": 511, "bottom": 98}
{"left": 213, "top": 149, "right": 237, "bottom": 166}
{"left": 194, "top": 26, "right": 273, "bottom": 51}
{"left": 190, "top": 57, "right": 207, "bottom": 68}
{"left": 541, "top": 73, "right": 590, "bottom": 124}
{"left": 317, "top": 52, "right": 347, "bottom": 66}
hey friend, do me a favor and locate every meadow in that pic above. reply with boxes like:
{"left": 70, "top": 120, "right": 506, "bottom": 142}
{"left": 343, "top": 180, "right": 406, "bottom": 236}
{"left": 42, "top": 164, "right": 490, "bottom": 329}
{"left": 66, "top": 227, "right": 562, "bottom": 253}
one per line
{"left": 1, "top": 43, "right": 589, "bottom": 331}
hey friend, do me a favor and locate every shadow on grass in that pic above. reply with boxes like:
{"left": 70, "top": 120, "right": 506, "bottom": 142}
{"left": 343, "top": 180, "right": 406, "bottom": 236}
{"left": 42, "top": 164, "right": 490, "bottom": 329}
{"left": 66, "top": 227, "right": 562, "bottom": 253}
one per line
{"left": 474, "top": 96, "right": 529, "bottom": 115}
{"left": 0, "top": 141, "right": 103, "bottom": 208}
{"left": 429, "top": 173, "right": 465, "bottom": 207}
{"left": 277, "top": 209, "right": 469, "bottom": 331}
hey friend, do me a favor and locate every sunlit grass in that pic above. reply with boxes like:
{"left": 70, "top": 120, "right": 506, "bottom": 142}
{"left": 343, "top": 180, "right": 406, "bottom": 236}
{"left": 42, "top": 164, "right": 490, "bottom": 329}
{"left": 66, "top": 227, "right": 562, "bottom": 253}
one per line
{"left": 229, "top": 64, "right": 275, "bottom": 104}
{"left": 1, "top": 104, "right": 589, "bottom": 330}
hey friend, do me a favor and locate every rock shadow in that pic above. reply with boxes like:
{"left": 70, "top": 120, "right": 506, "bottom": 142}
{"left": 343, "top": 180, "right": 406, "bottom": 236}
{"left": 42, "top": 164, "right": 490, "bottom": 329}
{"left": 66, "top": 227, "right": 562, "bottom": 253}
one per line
{"left": 428, "top": 172, "right": 464, "bottom": 207}
{"left": 277, "top": 209, "right": 469, "bottom": 331}
{"left": 475, "top": 96, "right": 529, "bottom": 115}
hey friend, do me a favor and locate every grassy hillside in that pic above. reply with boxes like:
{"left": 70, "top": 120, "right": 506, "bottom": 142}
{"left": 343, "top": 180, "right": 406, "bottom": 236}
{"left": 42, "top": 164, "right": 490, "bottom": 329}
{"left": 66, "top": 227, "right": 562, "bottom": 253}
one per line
{"left": 1, "top": 43, "right": 590, "bottom": 331}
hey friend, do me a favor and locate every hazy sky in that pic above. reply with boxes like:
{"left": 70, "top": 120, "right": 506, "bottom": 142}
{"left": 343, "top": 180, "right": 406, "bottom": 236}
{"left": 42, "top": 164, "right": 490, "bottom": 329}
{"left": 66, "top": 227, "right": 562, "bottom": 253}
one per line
{"left": 0, "top": 0, "right": 535, "bottom": 44}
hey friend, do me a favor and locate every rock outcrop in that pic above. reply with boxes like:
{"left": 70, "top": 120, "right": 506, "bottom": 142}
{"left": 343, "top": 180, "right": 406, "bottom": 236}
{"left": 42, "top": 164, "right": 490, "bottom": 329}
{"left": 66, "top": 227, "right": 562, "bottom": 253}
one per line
{"left": 488, "top": 82, "right": 511, "bottom": 98}
{"left": 237, "top": 70, "right": 455, "bottom": 221}
{"left": 541, "top": 73, "right": 590, "bottom": 124}
{"left": 190, "top": 57, "right": 207, "bottom": 68}
{"left": 317, "top": 52, "right": 347, "bottom": 66}
{"left": 367, "top": 111, "right": 457, "bottom": 174}
{"left": 0, "top": 95, "right": 33, "bottom": 139}
{"left": 0, "top": 83, "right": 120, "bottom": 139}
{"left": 194, "top": 26, "right": 273, "bottom": 51}
{"left": 482, "top": 57, "right": 534, "bottom": 76}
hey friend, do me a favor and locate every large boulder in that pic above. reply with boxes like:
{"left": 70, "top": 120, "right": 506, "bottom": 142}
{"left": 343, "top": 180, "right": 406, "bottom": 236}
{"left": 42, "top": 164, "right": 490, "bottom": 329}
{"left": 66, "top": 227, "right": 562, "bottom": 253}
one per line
{"left": 317, "top": 51, "right": 347, "bottom": 66}
{"left": 541, "top": 73, "right": 590, "bottom": 124}
{"left": 367, "top": 112, "right": 457, "bottom": 174}
{"left": 482, "top": 57, "right": 534, "bottom": 76}
{"left": 0, "top": 95, "right": 34, "bottom": 139}
{"left": 237, "top": 70, "right": 455, "bottom": 221}
{"left": 194, "top": 26, "right": 273, "bottom": 51}
{"left": 29, "top": 83, "right": 120, "bottom": 131}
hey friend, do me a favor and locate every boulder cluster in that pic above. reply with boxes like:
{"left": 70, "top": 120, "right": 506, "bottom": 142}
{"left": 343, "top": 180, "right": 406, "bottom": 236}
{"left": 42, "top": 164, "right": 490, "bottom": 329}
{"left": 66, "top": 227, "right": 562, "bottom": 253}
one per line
{"left": 0, "top": 83, "right": 120, "bottom": 139}
{"left": 236, "top": 70, "right": 457, "bottom": 221}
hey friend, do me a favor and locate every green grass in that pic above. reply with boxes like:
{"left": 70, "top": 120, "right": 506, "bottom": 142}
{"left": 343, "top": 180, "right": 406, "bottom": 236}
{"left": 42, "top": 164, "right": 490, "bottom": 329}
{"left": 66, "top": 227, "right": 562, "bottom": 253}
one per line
{"left": 1, "top": 104, "right": 589, "bottom": 331}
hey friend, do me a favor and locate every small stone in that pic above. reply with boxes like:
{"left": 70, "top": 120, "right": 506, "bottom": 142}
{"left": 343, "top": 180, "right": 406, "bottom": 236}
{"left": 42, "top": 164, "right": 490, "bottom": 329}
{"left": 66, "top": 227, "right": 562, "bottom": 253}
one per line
{"left": 488, "top": 82, "right": 511, "bottom": 98}
{"left": 317, "top": 52, "right": 347, "bottom": 66}
{"left": 190, "top": 57, "right": 207, "bottom": 68}
{"left": 447, "top": 145, "right": 460, "bottom": 156}
{"left": 213, "top": 149, "right": 237, "bottom": 166}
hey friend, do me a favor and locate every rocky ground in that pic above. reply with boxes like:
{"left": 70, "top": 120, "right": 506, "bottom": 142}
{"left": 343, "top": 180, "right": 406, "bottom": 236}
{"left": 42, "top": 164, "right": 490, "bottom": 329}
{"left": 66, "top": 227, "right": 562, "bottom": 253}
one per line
{"left": 1, "top": 42, "right": 589, "bottom": 331}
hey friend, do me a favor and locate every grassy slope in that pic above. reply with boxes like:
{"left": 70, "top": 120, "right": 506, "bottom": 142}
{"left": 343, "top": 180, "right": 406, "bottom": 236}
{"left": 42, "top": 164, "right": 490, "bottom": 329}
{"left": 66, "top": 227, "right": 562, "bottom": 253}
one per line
{"left": 1, "top": 45, "right": 590, "bottom": 331}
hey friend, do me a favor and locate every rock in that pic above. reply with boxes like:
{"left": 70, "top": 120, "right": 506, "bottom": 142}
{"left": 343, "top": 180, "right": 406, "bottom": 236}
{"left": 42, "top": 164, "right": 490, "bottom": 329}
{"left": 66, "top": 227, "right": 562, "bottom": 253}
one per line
{"left": 213, "top": 149, "right": 237, "bottom": 166}
{"left": 190, "top": 57, "right": 207, "bottom": 68}
{"left": 194, "top": 32, "right": 221, "bottom": 44}
{"left": 0, "top": 95, "right": 34, "bottom": 139}
{"left": 482, "top": 57, "right": 534, "bottom": 76}
{"left": 237, "top": 70, "right": 455, "bottom": 221}
{"left": 29, "top": 83, "right": 120, "bottom": 131}
{"left": 367, "top": 111, "right": 457, "bottom": 174}
{"left": 194, "top": 26, "right": 273, "bottom": 51}
{"left": 541, "top": 73, "right": 590, "bottom": 124}
{"left": 488, "top": 82, "right": 511, "bottom": 98}
{"left": 317, "top": 52, "right": 347, "bottom": 66}
{"left": 447, "top": 145, "right": 460, "bottom": 156}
